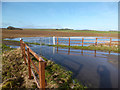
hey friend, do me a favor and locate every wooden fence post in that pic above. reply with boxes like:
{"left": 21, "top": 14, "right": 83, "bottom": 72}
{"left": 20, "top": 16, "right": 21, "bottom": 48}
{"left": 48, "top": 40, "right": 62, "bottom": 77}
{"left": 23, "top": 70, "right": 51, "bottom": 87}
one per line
{"left": 23, "top": 43, "right": 27, "bottom": 64}
{"left": 69, "top": 37, "right": 70, "bottom": 46}
{"left": 57, "top": 37, "right": 58, "bottom": 45}
{"left": 96, "top": 38, "right": 98, "bottom": 46}
{"left": 82, "top": 38, "right": 84, "bottom": 47}
{"left": 110, "top": 38, "right": 112, "bottom": 47}
{"left": 20, "top": 39, "right": 23, "bottom": 57}
{"left": 27, "top": 48, "right": 31, "bottom": 79}
{"left": 39, "top": 60, "right": 45, "bottom": 89}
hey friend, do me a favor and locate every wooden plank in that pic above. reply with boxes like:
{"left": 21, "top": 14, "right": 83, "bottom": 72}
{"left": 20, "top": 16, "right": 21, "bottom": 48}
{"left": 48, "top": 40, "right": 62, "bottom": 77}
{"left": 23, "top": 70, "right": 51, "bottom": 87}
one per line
{"left": 39, "top": 61, "right": 45, "bottom": 89}
{"left": 110, "top": 38, "right": 112, "bottom": 47}
{"left": 23, "top": 43, "right": 27, "bottom": 64}
{"left": 71, "top": 40, "right": 82, "bottom": 41}
{"left": 83, "top": 43, "right": 95, "bottom": 45}
{"left": 27, "top": 48, "right": 32, "bottom": 79}
{"left": 95, "top": 38, "right": 98, "bottom": 46}
{"left": 57, "top": 37, "right": 58, "bottom": 45}
{"left": 70, "top": 43, "right": 82, "bottom": 44}
{"left": 24, "top": 44, "right": 46, "bottom": 62}
{"left": 20, "top": 40, "right": 24, "bottom": 57}
{"left": 82, "top": 38, "right": 84, "bottom": 47}
{"left": 69, "top": 37, "right": 70, "bottom": 46}
{"left": 30, "top": 59, "right": 39, "bottom": 74}
{"left": 57, "top": 40, "right": 69, "bottom": 41}
{"left": 31, "top": 69, "right": 40, "bottom": 88}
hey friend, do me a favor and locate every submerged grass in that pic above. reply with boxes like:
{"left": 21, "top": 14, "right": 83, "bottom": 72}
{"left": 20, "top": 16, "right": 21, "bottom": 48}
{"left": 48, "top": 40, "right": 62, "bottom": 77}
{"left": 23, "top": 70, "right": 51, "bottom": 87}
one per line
{"left": 3, "top": 39, "right": 119, "bottom": 53}
{"left": 48, "top": 44, "right": 119, "bottom": 53}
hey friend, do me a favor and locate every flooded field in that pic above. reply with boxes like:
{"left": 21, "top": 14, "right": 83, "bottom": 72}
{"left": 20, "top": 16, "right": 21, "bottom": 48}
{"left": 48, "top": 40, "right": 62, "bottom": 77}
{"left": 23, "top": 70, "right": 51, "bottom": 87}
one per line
{"left": 30, "top": 45, "right": 118, "bottom": 88}
{"left": 4, "top": 37, "right": 119, "bottom": 88}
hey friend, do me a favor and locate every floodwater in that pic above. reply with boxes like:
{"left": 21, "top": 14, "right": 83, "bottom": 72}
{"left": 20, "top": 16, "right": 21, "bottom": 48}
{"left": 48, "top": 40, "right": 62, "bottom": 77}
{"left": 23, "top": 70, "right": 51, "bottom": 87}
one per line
{"left": 5, "top": 37, "right": 119, "bottom": 88}
{"left": 4, "top": 36, "right": 119, "bottom": 46}
{"left": 29, "top": 45, "right": 118, "bottom": 88}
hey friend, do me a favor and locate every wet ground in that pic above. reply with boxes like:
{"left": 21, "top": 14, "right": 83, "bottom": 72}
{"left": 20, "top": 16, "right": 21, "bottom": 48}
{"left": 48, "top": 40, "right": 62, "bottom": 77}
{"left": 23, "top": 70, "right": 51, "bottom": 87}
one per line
{"left": 28, "top": 45, "right": 118, "bottom": 88}
{"left": 3, "top": 37, "right": 119, "bottom": 88}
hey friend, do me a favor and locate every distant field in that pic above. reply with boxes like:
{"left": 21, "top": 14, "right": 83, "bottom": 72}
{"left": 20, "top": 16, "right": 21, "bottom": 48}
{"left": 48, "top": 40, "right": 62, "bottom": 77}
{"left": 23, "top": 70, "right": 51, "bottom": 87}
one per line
{"left": 2, "top": 28, "right": 119, "bottom": 39}
{"left": 20, "top": 29, "right": 119, "bottom": 34}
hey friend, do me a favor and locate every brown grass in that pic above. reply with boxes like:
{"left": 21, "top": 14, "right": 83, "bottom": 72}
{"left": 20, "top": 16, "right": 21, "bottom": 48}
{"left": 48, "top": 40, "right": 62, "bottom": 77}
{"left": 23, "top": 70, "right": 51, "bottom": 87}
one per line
{"left": 2, "top": 29, "right": 118, "bottom": 39}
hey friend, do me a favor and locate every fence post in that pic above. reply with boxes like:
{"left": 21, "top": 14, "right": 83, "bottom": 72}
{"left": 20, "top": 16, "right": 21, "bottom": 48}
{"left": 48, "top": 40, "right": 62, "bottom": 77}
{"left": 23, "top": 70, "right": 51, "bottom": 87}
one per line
{"left": 96, "top": 38, "right": 98, "bottom": 46}
{"left": 57, "top": 37, "right": 58, "bottom": 45}
{"left": 53, "top": 36, "right": 55, "bottom": 45}
{"left": 23, "top": 43, "right": 27, "bottom": 64}
{"left": 82, "top": 38, "right": 84, "bottom": 47}
{"left": 110, "top": 38, "right": 112, "bottom": 47}
{"left": 39, "top": 60, "right": 45, "bottom": 89}
{"left": 69, "top": 37, "right": 70, "bottom": 46}
{"left": 20, "top": 39, "right": 23, "bottom": 57}
{"left": 27, "top": 48, "right": 31, "bottom": 79}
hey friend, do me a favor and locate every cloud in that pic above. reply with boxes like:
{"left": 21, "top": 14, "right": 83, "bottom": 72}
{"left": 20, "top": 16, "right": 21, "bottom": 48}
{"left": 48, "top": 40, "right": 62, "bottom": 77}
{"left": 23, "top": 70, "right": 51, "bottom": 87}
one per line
{"left": 21, "top": 24, "right": 63, "bottom": 29}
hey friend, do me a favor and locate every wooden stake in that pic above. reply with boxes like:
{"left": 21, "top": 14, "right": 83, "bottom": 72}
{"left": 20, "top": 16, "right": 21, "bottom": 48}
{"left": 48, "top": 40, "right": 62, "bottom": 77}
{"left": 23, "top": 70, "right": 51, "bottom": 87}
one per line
{"left": 69, "top": 37, "right": 70, "bottom": 46}
{"left": 110, "top": 38, "right": 112, "bottom": 47}
{"left": 82, "top": 38, "right": 84, "bottom": 47}
{"left": 96, "top": 38, "right": 98, "bottom": 46}
{"left": 39, "top": 61, "right": 45, "bottom": 89}
{"left": 27, "top": 48, "right": 31, "bottom": 79}
{"left": 57, "top": 37, "right": 58, "bottom": 45}
{"left": 23, "top": 43, "right": 27, "bottom": 64}
{"left": 20, "top": 39, "right": 23, "bottom": 57}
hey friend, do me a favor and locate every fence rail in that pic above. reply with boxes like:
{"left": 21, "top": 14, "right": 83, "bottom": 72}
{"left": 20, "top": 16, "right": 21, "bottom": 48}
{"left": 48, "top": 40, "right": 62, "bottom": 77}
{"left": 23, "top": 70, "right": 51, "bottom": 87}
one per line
{"left": 55, "top": 37, "right": 119, "bottom": 47}
{"left": 20, "top": 39, "right": 46, "bottom": 89}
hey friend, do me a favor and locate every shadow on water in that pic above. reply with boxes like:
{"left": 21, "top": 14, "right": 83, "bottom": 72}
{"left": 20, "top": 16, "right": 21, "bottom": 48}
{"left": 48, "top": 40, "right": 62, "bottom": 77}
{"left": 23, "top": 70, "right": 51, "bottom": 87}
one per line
{"left": 97, "top": 65, "right": 112, "bottom": 88}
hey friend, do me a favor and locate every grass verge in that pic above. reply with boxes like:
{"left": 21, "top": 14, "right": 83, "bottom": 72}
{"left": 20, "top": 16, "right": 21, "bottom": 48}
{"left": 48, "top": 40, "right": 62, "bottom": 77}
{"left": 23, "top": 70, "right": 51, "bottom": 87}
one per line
{"left": 3, "top": 39, "right": 119, "bottom": 53}
{"left": 1, "top": 45, "right": 87, "bottom": 89}
{"left": 48, "top": 44, "right": 119, "bottom": 53}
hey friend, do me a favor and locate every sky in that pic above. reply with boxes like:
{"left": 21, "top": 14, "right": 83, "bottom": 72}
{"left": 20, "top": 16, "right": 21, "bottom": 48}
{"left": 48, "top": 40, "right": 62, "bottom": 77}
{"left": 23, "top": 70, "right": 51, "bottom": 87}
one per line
{"left": 2, "top": 2, "right": 118, "bottom": 31}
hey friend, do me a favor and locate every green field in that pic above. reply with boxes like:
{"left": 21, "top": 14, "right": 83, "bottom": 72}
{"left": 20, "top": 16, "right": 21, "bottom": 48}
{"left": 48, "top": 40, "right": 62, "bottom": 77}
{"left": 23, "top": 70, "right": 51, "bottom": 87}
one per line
{"left": 25, "top": 29, "right": 118, "bottom": 33}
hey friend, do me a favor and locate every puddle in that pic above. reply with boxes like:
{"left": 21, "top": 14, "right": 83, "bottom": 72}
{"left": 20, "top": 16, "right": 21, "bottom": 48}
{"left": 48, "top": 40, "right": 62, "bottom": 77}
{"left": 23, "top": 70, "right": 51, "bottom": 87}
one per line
{"left": 4, "top": 37, "right": 119, "bottom": 88}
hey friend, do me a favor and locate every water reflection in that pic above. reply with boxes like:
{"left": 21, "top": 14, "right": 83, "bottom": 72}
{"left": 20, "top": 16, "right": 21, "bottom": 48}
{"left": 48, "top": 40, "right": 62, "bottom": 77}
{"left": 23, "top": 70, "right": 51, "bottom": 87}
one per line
{"left": 55, "top": 47, "right": 113, "bottom": 58}
{"left": 7, "top": 44, "right": 118, "bottom": 88}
